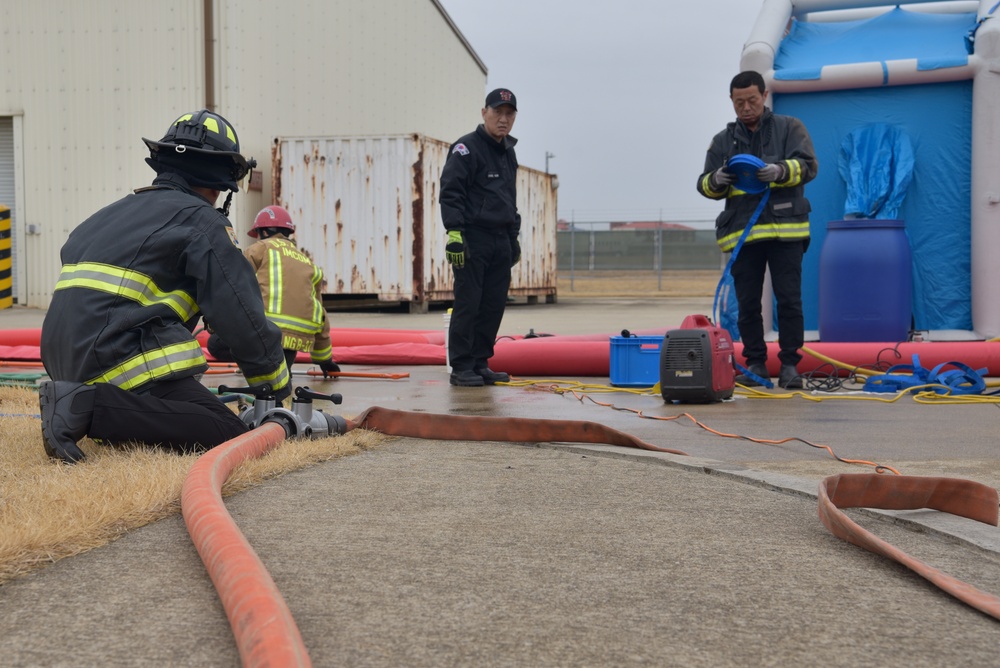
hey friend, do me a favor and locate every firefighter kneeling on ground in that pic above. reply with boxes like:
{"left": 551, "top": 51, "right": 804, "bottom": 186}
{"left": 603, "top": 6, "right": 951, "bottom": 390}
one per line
{"left": 39, "top": 109, "right": 291, "bottom": 463}
{"left": 206, "top": 205, "right": 341, "bottom": 379}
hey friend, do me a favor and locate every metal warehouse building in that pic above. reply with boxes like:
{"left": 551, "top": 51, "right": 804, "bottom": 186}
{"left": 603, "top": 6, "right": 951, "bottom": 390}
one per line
{"left": 0, "top": 0, "right": 553, "bottom": 308}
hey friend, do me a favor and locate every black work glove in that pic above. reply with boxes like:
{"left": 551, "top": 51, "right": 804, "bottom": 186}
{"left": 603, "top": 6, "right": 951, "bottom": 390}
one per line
{"left": 319, "top": 359, "right": 341, "bottom": 379}
{"left": 510, "top": 237, "right": 521, "bottom": 267}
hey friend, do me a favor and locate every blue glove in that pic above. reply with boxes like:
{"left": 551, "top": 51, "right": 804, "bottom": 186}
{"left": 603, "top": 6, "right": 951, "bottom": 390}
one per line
{"left": 756, "top": 163, "right": 786, "bottom": 183}
{"left": 446, "top": 230, "right": 465, "bottom": 268}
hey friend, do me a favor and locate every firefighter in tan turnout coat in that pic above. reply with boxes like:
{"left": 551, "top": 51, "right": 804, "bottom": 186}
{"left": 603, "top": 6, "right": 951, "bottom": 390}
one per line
{"left": 208, "top": 205, "right": 340, "bottom": 376}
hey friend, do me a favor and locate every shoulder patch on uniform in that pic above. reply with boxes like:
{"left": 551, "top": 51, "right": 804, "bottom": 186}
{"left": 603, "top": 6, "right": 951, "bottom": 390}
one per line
{"left": 226, "top": 226, "right": 240, "bottom": 248}
{"left": 452, "top": 143, "right": 470, "bottom": 156}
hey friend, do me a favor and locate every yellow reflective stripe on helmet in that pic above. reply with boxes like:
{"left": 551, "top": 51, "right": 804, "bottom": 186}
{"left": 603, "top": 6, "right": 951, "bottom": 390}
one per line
{"left": 88, "top": 340, "right": 206, "bottom": 390}
{"left": 267, "top": 311, "right": 324, "bottom": 335}
{"left": 246, "top": 359, "right": 290, "bottom": 391}
{"left": 717, "top": 222, "right": 810, "bottom": 252}
{"left": 54, "top": 263, "right": 198, "bottom": 321}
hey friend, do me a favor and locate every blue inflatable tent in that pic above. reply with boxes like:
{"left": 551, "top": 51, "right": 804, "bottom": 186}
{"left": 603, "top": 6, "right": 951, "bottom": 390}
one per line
{"left": 741, "top": 0, "right": 1000, "bottom": 338}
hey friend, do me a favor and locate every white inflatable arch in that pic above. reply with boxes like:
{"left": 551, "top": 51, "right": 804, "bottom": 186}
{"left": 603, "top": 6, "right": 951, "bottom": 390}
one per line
{"left": 741, "top": 0, "right": 1000, "bottom": 337}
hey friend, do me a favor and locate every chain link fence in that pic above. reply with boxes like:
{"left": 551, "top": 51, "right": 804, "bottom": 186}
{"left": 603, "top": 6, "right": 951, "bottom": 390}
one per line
{"left": 557, "top": 223, "right": 723, "bottom": 294}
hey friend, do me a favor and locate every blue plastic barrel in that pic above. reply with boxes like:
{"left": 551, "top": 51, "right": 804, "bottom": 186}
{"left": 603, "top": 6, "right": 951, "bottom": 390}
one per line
{"left": 818, "top": 219, "right": 912, "bottom": 342}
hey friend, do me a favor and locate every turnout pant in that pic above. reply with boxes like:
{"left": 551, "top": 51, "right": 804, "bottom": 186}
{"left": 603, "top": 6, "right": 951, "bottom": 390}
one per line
{"left": 89, "top": 377, "right": 248, "bottom": 453}
{"left": 449, "top": 227, "right": 513, "bottom": 373}
{"left": 731, "top": 239, "right": 805, "bottom": 367}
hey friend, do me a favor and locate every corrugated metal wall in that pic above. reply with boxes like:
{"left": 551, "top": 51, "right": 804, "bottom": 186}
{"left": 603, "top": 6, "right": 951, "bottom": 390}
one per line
{"left": 275, "top": 134, "right": 557, "bottom": 307}
{"left": 215, "top": 0, "right": 486, "bottom": 241}
{"left": 1, "top": 0, "right": 487, "bottom": 307}
{"left": 0, "top": 1, "right": 205, "bottom": 307}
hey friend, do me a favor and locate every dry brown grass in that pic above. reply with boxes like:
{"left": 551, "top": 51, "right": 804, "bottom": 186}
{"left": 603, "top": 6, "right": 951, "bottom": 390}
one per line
{"left": 556, "top": 269, "right": 720, "bottom": 298}
{"left": 0, "top": 386, "right": 386, "bottom": 585}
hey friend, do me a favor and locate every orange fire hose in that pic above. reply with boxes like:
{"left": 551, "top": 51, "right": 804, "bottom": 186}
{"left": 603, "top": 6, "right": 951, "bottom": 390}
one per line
{"left": 819, "top": 473, "right": 1000, "bottom": 620}
{"left": 181, "top": 421, "right": 312, "bottom": 668}
{"left": 182, "top": 414, "right": 1000, "bottom": 666}
{"left": 343, "top": 406, "right": 690, "bottom": 455}
{"left": 181, "top": 408, "right": 688, "bottom": 665}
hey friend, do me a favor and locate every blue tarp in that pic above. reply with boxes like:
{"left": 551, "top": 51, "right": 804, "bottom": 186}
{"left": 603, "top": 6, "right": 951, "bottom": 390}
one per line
{"left": 839, "top": 124, "right": 914, "bottom": 220}
{"left": 771, "top": 8, "right": 975, "bottom": 332}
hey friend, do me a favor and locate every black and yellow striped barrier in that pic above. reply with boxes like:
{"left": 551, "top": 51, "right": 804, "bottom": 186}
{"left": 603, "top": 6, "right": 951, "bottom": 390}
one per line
{"left": 0, "top": 205, "right": 10, "bottom": 309}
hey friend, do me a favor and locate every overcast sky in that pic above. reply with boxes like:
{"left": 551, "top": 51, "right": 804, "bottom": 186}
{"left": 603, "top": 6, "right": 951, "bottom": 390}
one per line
{"left": 436, "top": 0, "right": 764, "bottom": 224}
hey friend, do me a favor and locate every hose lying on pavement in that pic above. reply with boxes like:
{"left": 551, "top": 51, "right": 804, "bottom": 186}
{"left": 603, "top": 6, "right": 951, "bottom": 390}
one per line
{"left": 344, "top": 406, "right": 690, "bottom": 455}
{"left": 181, "top": 408, "right": 688, "bottom": 667}
{"left": 182, "top": 421, "right": 312, "bottom": 668}
{"left": 819, "top": 473, "right": 1000, "bottom": 620}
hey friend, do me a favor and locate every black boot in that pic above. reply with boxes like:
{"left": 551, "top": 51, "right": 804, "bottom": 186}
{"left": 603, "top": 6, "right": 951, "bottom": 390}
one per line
{"left": 475, "top": 368, "right": 510, "bottom": 384}
{"left": 735, "top": 362, "right": 770, "bottom": 387}
{"left": 450, "top": 370, "right": 485, "bottom": 387}
{"left": 778, "top": 364, "right": 803, "bottom": 389}
{"left": 39, "top": 381, "right": 94, "bottom": 463}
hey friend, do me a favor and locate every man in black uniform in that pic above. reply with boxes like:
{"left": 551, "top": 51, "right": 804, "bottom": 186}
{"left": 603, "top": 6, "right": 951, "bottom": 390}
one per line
{"left": 697, "top": 71, "right": 818, "bottom": 390}
{"left": 440, "top": 88, "right": 521, "bottom": 387}
{"left": 39, "top": 110, "right": 291, "bottom": 463}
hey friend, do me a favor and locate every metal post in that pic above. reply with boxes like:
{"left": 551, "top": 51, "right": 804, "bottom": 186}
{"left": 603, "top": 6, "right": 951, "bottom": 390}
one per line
{"left": 569, "top": 211, "right": 576, "bottom": 292}
{"left": 545, "top": 151, "right": 555, "bottom": 174}
{"left": 657, "top": 209, "right": 663, "bottom": 292}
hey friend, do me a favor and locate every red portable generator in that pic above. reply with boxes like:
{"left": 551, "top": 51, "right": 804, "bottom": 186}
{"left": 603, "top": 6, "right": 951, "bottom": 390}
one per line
{"left": 659, "top": 314, "right": 735, "bottom": 403}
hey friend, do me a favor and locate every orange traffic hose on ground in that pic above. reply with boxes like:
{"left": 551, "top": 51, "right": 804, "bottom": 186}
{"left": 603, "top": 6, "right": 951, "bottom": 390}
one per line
{"left": 819, "top": 473, "right": 1000, "bottom": 620}
{"left": 181, "top": 421, "right": 312, "bottom": 668}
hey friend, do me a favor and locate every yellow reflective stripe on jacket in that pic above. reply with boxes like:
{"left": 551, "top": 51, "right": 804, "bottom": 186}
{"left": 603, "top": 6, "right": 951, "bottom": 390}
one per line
{"left": 267, "top": 246, "right": 284, "bottom": 314}
{"left": 245, "top": 360, "right": 290, "bottom": 391}
{"left": 310, "top": 264, "right": 324, "bottom": 323}
{"left": 266, "top": 311, "right": 324, "bottom": 335}
{"left": 311, "top": 342, "right": 333, "bottom": 362}
{"left": 717, "top": 222, "right": 810, "bottom": 252}
{"left": 701, "top": 172, "right": 727, "bottom": 197}
{"left": 780, "top": 159, "right": 804, "bottom": 187}
{"left": 88, "top": 340, "right": 206, "bottom": 390}
{"left": 54, "top": 262, "right": 199, "bottom": 321}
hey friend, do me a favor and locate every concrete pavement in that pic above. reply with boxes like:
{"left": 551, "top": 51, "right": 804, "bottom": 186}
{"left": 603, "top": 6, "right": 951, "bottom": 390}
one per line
{"left": 2, "top": 298, "right": 1000, "bottom": 666}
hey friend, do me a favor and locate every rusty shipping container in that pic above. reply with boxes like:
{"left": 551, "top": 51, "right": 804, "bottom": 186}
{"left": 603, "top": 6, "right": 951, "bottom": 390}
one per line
{"left": 272, "top": 134, "right": 558, "bottom": 311}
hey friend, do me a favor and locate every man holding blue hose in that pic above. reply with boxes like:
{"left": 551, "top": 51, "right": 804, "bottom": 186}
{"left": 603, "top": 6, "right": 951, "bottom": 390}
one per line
{"left": 697, "top": 71, "right": 818, "bottom": 390}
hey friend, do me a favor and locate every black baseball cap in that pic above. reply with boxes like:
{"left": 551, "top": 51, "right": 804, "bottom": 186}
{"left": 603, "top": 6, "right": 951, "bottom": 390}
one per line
{"left": 485, "top": 88, "right": 517, "bottom": 111}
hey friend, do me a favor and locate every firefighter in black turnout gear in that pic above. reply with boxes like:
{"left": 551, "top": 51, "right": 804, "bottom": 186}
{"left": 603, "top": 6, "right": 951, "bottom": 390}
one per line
{"left": 39, "top": 110, "right": 290, "bottom": 463}
{"left": 697, "top": 71, "right": 818, "bottom": 390}
{"left": 440, "top": 88, "right": 522, "bottom": 387}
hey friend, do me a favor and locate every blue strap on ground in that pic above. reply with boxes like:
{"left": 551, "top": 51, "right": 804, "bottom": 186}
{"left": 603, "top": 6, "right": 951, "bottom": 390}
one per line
{"left": 863, "top": 354, "right": 991, "bottom": 395}
{"left": 734, "top": 362, "right": 774, "bottom": 389}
